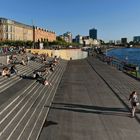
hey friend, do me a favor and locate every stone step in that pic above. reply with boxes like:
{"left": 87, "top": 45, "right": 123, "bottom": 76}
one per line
{"left": 29, "top": 62, "right": 67, "bottom": 140}
{"left": 0, "top": 61, "right": 60, "bottom": 116}
{"left": 0, "top": 61, "right": 43, "bottom": 81}
{"left": 0, "top": 60, "right": 67, "bottom": 139}
{"left": 12, "top": 65, "right": 65, "bottom": 140}
{"left": 0, "top": 61, "right": 44, "bottom": 93}
{"left": 0, "top": 81, "right": 37, "bottom": 112}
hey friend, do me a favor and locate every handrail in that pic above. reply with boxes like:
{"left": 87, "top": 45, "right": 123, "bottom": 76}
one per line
{"left": 96, "top": 54, "right": 140, "bottom": 79}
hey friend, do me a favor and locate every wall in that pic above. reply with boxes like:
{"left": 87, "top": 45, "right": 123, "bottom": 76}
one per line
{"left": 0, "top": 55, "right": 10, "bottom": 65}
{"left": 34, "top": 28, "right": 56, "bottom": 42}
{"left": 14, "top": 25, "right": 33, "bottom": 41}
{"left": 27, "top": 49, "right": 88, "bottom": 60}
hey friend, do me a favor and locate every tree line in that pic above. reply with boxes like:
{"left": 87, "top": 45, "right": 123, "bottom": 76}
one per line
{"left": 0, "top": 37, "right": 80, "bottom": 49}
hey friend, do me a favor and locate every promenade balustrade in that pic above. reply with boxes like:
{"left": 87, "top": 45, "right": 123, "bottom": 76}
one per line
{"left": 96, "top": 54, "right": 140, "bottom": 79}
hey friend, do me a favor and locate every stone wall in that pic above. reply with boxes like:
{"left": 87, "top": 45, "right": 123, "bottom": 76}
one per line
{"left": 27, "top": 49, "right": 88, "bottom": 60}
{"left": 0, "top": 55, "right": 10, "bottom": 65}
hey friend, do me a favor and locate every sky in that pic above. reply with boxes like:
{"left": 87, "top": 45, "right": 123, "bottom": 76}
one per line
{"left": 1, "top": 0, "right": 140, "bottom": 42}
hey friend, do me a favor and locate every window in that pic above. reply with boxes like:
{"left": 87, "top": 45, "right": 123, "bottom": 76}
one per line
{"left": 8, "top": 25, "right": 12, "bottom": 32}
{"left": 8, "top": 33, "right": 12, "bottom": 39}
{"left": 3, "top": 33, "right": 7, "bottom": 39}
{"left": 3, "top": 25, "right": 8, "bottom": 32}
{"left": 12, "top": 34, "right": 15, "bottom": 40}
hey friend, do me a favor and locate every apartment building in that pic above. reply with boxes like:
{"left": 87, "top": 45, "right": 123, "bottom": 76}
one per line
{"left": 89, "top": 28, "right": 97, "bottom": 40}
{"left": 59, "top": 32, "right": 72, "bottom": 43}
{"left": 0, "top": 18, "right": 33, "bottom": 41}
{"left": 0, "top": 18, "right": 56, "bottom": 42}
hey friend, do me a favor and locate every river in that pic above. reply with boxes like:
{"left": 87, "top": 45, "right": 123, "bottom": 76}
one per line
{"left": 107, "top": 48, "right": 140, "bottom": 66}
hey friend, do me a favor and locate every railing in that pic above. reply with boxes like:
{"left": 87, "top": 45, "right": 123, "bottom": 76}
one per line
{"left": 96, "top": 54, "right": 140, "bottom": 79}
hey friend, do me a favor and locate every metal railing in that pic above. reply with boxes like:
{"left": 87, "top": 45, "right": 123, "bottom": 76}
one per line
{"left": 96, "top": 54, "right": 140, "bottom": 79}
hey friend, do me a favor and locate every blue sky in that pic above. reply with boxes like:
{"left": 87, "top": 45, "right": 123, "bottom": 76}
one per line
{"left": 1, "top": 0, "right": 140, "bottom": 42}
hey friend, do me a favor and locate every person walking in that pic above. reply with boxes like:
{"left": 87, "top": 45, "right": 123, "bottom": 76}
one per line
{"left": 129, "top": 91, "right": 139, "bottom": 117}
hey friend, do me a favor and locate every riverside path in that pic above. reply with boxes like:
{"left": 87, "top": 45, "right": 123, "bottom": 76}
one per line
{"left": 39, "top": 56, "right": 140, "bottom": 140}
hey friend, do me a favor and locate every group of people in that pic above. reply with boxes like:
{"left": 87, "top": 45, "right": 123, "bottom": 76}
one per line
{"left": 1, "top": 52, "right": 60, "bottom": 87}
{"left": 8, "top": 55, "right": 27, "bottom": 66}
{"left": 20, "top": 68, "right": 52, "bottom": 86}
{"left": 33, "top": 71, "right": 52, "bottom": 86}
{"left": 20, "top": 55, "right": 60, "bottom": 86}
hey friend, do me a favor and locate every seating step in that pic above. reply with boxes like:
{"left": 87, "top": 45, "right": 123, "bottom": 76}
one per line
{"left": 0, "top": 60, "right": 67, "bottom": 140}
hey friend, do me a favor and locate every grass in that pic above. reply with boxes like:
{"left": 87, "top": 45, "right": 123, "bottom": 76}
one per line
{"left": 126, "top": 71, "right": 140, "bottom": 78}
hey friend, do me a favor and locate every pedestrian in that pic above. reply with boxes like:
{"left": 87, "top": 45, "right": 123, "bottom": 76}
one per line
{"left": 129, "top": 91, "right": 139, "bottom": 117}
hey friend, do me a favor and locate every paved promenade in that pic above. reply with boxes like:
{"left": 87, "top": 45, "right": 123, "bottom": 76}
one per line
{"left": 39, "top": 56, "right": 140, "bottom": 140}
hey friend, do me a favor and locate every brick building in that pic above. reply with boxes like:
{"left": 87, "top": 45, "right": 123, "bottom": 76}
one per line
{"left": 33, "top": 26, "right": 56, "bottom": 42}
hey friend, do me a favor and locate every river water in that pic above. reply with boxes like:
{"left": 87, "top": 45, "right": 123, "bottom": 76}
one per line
{"left": 107, "top": 48, "right": 140, "bottom": 66}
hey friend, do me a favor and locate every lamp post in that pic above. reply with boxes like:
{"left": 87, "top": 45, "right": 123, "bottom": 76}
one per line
{"left": 32, "top": 20, "right": 35, "bottom": 49}
{"left": 33, "top": 25, "right": 35, "bottom": 49}
{"left": 105, "top": 46, "right": 108, "bottom": 56}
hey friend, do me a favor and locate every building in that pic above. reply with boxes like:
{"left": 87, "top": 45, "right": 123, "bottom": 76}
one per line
{"left": 121, "top": 38, "right": 127, "bottom": 45}
{"left": 109, "top": 40, "right": 115, "bottom": 44}
{"left": 82, "top": 36, "right": 99, "bottom": 46}
{"left": 0, "top": 18, "right": 33, "bottom": 41}
{"left": 33, "top": 26, "right": 56, "bottom": 42}
{"left": 75, "top": 35, "right": 83, "bottom": 44}
{"left": 75, "top": 35, "right": 100, "bottom": 46}
{"left": 82, "top": 36, "right": 90, "bottom": 46}
{"left": 59, "top": 32, "right": 72, "bottom": 43}
{"left": 89, "top": 28, "right": 97, "bottom": 40}
{"left": 133, "top": 36, "right": 140, "bottom": 43}
{"left": 115, "top": 40, "right": 121, "bottom": 45}
{"left": 0, "top": 17, "right": 56, "bottom": 42}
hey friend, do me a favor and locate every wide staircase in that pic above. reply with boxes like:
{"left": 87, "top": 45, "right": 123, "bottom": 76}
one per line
{"left": 0, "top": 61, "right": 44, "bottom": 93}
{"left": 0, "top": 58, "right": 67, "bottom": 140}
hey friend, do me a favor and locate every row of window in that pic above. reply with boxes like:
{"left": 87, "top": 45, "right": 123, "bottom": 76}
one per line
{"left": 0, "top": 33, "right": 32, "bottom": 40}
{"left": 1, "top": 25, "right": 15, "bottom": 32}
{"left": 2, "top": 33, "right": 14, "bottom": 39}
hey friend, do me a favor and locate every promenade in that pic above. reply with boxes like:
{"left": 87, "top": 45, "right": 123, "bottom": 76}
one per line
{"left": 39, "top": 56, "right": 140, "bottom": 140}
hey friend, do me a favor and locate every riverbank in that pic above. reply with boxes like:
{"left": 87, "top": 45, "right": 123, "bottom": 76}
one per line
{"left": 39, "top": 57, "right": 140, "bottom": 140}
{"left": 106, "top": 47, "right": 140, "bottom": 66}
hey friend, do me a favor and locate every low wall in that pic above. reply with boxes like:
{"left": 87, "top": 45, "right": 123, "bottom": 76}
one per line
{"left": 27, "top": 49, "right": 88, "bottom": 60}
{"left": 0, "top": 55, "right": 10, "bottom": 65}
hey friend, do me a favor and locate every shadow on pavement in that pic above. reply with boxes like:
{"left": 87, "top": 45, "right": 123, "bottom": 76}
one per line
{"left": 46, "top": 102, "right": 131, "bottom": 117}
{"left": 43, "top": 120, "right": 58, "bottom": 127}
